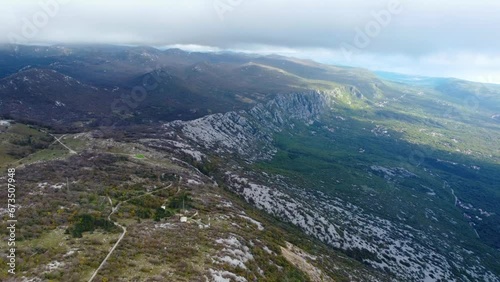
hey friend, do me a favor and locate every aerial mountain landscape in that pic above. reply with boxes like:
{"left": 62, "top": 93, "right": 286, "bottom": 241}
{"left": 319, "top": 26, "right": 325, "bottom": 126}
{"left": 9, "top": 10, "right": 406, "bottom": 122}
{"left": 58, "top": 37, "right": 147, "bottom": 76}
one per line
{"left": 1, "top": 1, "right": 500, "bottom": 281}
{"left": 0, "top": 44, "right": 499, "bottom": 281}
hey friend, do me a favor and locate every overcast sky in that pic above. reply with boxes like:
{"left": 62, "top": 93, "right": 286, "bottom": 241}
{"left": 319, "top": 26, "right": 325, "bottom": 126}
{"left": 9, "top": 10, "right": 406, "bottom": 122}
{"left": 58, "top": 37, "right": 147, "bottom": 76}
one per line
{"left": 2, "top": 0, "right": 500, "bottom": 83}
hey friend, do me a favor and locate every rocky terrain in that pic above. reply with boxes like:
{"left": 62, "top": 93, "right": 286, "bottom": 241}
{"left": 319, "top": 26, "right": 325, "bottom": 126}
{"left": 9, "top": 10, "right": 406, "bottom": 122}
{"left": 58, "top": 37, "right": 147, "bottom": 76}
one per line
{"left": 142, "top": 91, "right": 500, "bottom": 281}
{"left": 1, "top": 45, "right": 499, "bottom": 281}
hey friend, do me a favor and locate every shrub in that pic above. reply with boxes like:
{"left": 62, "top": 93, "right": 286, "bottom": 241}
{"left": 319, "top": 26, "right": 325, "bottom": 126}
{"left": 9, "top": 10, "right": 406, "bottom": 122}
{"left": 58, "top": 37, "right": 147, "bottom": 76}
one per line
{"left": 168, "top": 193, "right": 192, "bottom": 210}
{"left": 153, "top": 208, "right": 174, "bottom": 222}
{"left": 66, "top": 213, "right": 117, "bottom": 238}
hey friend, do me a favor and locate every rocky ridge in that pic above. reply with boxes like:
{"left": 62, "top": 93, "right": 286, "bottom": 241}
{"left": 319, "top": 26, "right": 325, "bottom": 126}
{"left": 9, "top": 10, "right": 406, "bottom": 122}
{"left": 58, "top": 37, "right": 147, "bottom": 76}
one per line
{"left": 143, "top": 91, "right": 500, "bottom": 282}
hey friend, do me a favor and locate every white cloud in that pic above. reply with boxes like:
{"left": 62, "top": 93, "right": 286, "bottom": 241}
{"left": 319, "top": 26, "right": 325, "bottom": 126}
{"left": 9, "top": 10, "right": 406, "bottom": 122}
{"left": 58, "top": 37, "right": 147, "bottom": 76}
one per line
{"left": 1, "top": 0, "right": 499, "bottom": 83}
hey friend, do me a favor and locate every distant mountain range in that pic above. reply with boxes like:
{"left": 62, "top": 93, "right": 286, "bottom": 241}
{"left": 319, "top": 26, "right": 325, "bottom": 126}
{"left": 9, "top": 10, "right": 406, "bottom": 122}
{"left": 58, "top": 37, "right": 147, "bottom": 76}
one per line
{"left": 1, "top": 44, "right": 499, "bottom": 281}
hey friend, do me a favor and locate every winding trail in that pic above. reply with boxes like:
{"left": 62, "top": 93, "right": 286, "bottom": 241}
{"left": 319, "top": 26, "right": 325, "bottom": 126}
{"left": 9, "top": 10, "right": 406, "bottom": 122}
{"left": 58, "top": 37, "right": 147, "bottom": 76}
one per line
{"left": 13, "top": 132, "right": 77, "bottom": 168}
{"left": 49, "top": 134, "right": 78, "bottom": 154}
{"left": 88, "top": 182, "right": 173, "bottom": 282}
{"left": 39, "top": 130, "right": 78, "bottom": 154}
{"left": 446, "top": 181, "right": 481, "bottom": 239}
{"left": 447, "top": 182, "right": 459, "bottom": 206}
{"left": 88, "top": 200, "right": 126, "bottom": 282}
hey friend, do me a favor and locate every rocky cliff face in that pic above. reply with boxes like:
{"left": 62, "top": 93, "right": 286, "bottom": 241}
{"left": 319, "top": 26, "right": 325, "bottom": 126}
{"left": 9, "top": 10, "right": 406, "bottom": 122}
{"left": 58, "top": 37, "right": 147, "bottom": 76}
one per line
{"left": 143, "top": 90, "right": 499, "bottom": 282}
{"left": 160, "top": 90, "right": 328, "bottom": 162}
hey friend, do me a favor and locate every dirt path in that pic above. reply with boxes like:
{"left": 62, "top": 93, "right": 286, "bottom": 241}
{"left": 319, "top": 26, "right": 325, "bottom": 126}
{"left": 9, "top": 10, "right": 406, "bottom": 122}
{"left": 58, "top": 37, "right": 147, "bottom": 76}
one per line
{"left": 40, "top": 130, "right": 78, "bottom": 154}
{"left": 12, "top": 133, "right": 77, "bottom": 168}
{"left": 87, "top": 201, "right": 126, "bottom": 282}
{"left": 49, "top": 134, "right": 77, "bottom": 154}
{"left": 88, "top": 182, "right": 173, "bottom": 282}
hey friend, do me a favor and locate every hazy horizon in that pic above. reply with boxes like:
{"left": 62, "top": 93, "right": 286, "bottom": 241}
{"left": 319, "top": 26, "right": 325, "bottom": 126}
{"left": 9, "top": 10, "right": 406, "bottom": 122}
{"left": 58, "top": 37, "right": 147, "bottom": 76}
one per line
{"left": 2, "top": 0, "right": 500, "bottom": 83}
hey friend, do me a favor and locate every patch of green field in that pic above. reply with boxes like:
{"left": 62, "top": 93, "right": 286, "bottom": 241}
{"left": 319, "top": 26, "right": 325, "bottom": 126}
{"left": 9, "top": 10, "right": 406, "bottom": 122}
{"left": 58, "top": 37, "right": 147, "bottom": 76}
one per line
{"left": 0, "top": 123, "right": 81, "bottom": 169}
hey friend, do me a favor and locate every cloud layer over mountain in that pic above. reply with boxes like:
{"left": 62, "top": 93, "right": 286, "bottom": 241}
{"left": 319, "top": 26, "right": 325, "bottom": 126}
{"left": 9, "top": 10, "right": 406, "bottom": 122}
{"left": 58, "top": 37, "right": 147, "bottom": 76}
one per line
{"left": 2, "top": 0, "right": 499, "bottom": 83}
